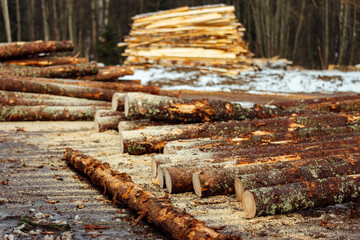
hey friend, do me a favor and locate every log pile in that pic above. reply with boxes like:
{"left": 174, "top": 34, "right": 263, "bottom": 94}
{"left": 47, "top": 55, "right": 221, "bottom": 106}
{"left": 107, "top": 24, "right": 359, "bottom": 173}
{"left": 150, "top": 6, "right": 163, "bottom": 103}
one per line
{"left": 119, "top": 4, "right": 256, "bottom": 75}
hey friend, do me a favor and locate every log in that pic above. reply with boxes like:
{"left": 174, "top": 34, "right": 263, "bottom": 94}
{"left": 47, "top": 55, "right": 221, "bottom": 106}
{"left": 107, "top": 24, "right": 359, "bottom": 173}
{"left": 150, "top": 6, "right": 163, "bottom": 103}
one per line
{"left": 0, "top": 40, "right": 74, "bottom": 60}
{"left": 63, "top": 148, "right": 230, "bottom": 240}
{"left": 124, "top": 92, "right": 288, "bottom": 123}
{"left": 163, "top": 138, "right": 221, "bottom": 154}
{"left": 94, "top": 110, "right": 124, "bottom": 118}
{"left": 242, "top": 174, "right": 360, "bottom": 218}
{"left": 0, "top": 105, "right": 106, "bottom": 121}
{"left": 79, "top": 66, "right": 134, "bottom": 81}
{"left": 304, "top": 99, "right": 360, "bottom": 113}
{"left": 94, "top": 115, "right": 126, "bottom": 132}
{"left": 235, "top": 159, "right": 360, "bottom": 200}
{"left": 117, "top": 119, "right": 153, "bottom": 131}
{"left": 2, "top": 56, "right": 88, "bottom": 67}
{"left": 0, "top": 76, "right": 116, "bottom": 101}
{"left": 111, "top": 93, "right": 127, "bottom": 111}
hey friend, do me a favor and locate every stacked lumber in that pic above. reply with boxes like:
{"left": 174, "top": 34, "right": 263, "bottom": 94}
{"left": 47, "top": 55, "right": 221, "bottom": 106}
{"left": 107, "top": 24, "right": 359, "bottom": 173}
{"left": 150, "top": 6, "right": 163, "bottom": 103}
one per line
{"left": 105, "top": 92, "right": 360, "bottom": 218}
{"left": 120, "top": 4, "right": 255, "bottom": 75}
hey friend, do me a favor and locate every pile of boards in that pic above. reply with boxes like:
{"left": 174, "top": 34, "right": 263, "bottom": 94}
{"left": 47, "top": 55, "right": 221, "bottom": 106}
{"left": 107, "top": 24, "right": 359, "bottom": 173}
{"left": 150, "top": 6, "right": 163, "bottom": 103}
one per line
{"left": 119, "top": 4, "right": 256, "bottom": 75}
{"left": 0, "top": 40, "right": 174, "bottom": 121}
{"left": 95, "top": 91, "right": 360, "bottom": 218}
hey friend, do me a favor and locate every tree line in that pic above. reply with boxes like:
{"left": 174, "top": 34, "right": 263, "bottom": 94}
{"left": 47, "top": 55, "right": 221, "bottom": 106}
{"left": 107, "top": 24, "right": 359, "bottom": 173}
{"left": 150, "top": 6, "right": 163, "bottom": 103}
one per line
{"left": 1, "top": 0, "right": 359, "bottom": 69}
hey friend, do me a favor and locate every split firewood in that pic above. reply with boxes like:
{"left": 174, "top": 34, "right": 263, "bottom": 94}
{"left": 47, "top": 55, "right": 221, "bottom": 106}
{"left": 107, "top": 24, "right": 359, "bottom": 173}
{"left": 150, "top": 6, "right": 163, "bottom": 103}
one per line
{"left": 0, "top": 40, "right": 74, "bottom": 60}
{"left": 0, "top": 105, "right": 106, "bottom": 121}
{"left": 94, "top": 110, "right": 124, "bottom": 118}
{"left": 112, "top": 93, "right": 127, "bottom": 111}
{"left": 0, "top": 76, "right": 116, "bottom": 101}
{"left": 94, "top": 115, "right": 126, "bottom": 132}
{"left": 63, "top": 148, "right": 230, "bottom": 240}
{"left": 235, "top": 159, "right": 360, "bottom": 200}
{"left": 242, "top": 174, "right": 360, "bottom": 218}
{"left": 2, "top": 56, "right": 88, "bottom": 67}
{"left": 79, "top": 66, "right": 134, "bottom": 81}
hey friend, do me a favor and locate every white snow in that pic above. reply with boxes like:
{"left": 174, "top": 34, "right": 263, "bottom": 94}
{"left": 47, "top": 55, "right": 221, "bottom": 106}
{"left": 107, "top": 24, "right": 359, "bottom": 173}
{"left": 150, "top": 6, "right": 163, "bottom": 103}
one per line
{"left": 119, "top": 67, "right": 360, "bottom": 94}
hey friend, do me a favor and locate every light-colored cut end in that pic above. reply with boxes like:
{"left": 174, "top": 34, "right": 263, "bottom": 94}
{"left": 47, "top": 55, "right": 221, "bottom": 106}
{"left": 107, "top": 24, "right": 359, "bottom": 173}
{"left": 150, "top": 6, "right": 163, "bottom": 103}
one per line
{"left": 151, "top": 158, "right": 158, "bottom": 178}
{"left": 164, "top": 169, "right": 172, "bottom": 193}
{"left": 124, "top": 94, "right": 130, "bottom": 117}
{"left": 112, "top": 94, "right": 119, "bottom": 111}
{"left": 119, "top": 131, "right": 124, "bottom": 154}
{"left": 234, "top": 177, "right": 245, "bottom": 201}
{"left": 94, "top": 118, "right": 101, "bottom": 132}
{"left": 157, "top": 166, "right": 165, "bottom": 188}
{"left": 192, "top": 172, "right": 202, "bottom": 197}
{"left": 242, "top": 191, "right": 256, "bottom": 218}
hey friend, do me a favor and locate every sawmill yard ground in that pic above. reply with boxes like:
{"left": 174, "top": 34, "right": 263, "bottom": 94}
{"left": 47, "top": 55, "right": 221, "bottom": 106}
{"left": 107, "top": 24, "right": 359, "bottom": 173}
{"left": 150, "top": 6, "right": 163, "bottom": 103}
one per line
{"left": 1, "top": 68, "right": 360, "bottom": 239}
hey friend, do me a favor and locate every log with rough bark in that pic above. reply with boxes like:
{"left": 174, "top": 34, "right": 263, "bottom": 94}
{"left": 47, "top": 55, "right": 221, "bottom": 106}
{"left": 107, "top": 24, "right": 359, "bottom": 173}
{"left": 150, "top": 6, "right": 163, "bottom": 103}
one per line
{"left": 0, "top": 40, "right": 74, "bottom": 60}
{"left": 125, "top": 92, "right": 288, "bottom": 123}
{"left": 112, "top": 93, "right": 127, "bottom": 111}
{"left": 94, "top": 115, "right": 126, "bottom": 132}
{"left": 242, "top": 174, "right": 360, "bottom": 218}
{"left": 79, "top": 66, "right": 134, "bottom": 81}
{"left": 0, "top": 90, "right": 111, "bottom": 107}
{"left": 2, "top": 56, "right": 88, "bottom": 67}
{"left": 235, "top": 159, "right": 360, "bottom": 200}
{"left": 0, "top": 76, "right": 116, "bottom": 101}
{"left": 94, "top": 109, "right": 124, "bottom": 118}
{"left": 63, "top": 148, "right": 231, "bottom": 240}
{"left": 0, "top": 105, "right": 106, "bottom": 121}
{"left": 0, "top": 62, "right": 99, "bottom": 78}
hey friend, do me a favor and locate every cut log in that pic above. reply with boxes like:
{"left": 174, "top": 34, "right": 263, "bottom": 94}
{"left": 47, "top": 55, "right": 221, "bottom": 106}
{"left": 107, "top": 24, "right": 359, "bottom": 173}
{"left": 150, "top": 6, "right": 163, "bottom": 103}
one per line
{"left": 94, "top": 115, "right": 126, "bottom": 132}
{"left": 2, "top": 56, "right": 88, "bottom": 67}
{"left": 94, "top": 110, "right": 124, "bottom": 118}
{"left": 79, "top": 66, "right": 134, "bottom": 81}
{"left": 163, "top": 138, "right": 221, "bottom": 154}
{"left": 0, "top": 40, "right": 74, "bottom": 60}
{"left": 235, "top": 159, "right": 360, "bottom": 200}
{"left": 63, "top": 148, "right": 229, "bottom": 240}
{"left": 0, "top": 105, "right": 106, "bottom": 121}
{"left": 242, "top": 174, "right": 360, "bottom": 218}
{"left": 111, "top": 93, "right": 127, "bottom": 111}
{"left": 124, "top": 92, "right": 287, "bottom": 123}
{"left": 0, "top": 76, "right": 116, "bottom": 101}
{"left": 117, "top": 119, "right": 154, "bottom": 131}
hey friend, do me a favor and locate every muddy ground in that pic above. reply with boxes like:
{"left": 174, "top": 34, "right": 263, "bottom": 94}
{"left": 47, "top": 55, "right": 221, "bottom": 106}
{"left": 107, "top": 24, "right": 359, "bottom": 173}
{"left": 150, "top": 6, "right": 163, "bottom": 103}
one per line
{"left": 1, "top": 91, "right": 360, "bottom": 240}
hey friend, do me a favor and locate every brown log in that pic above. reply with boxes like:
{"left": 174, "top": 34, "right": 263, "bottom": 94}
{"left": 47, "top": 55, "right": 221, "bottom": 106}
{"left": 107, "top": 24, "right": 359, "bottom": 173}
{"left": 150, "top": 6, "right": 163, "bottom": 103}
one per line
{"left": 124, "top": 92, "right": 288, "bottom": 123}
{"left": 94, "top": 115, "right": 126, "bottom": 132}
{"left": 242, "top": 174, "right": 360, "bottom": 218}
{"left": 0, "top": 90, "right": 111, "bottom": 107}
{"left": 235, "top": 159, "right": 360, "bottom": 200}
{"left": 94, "top": 110, "right": 124, "bottom": 118}
{"left": 2, "top": 56, "right": 88, "bottom": 67}
{"left": 0, "top": 40, "right": 74, "bottom": 60}
{"left": 111, "top": 92, "right": 127, "bottom": 111}
{"left": 0, "top": 76, "right": 116, "bottom": 101}
{"left": 63, "top": 148, "right": 230, "bottom": 240}
{"left": 79, "top": 66, "right": 134, "bottom": 81}
{"left": 0, "top": 105, "right": 106, "bottom": 121}
{"left": 304, "top": 99, "right": 360, "bottom": 112}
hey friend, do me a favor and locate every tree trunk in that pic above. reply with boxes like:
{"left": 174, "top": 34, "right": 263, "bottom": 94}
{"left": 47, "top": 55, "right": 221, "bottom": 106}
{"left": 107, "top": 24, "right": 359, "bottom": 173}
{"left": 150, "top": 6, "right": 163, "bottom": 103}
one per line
{"left": 242, "top": 174, "right": 360, "bottom": 218}
{"left": 0, "top": 105, "right": 106, "bottom": 121}
{"left": 79, "top": 66, "right": 134, "bottom": 81}
{"left": 0, "top": 76, "right": 116, "bottom": 101}
{"left": 67, "top": 0, "right": 74, "bottom": 41}
{"left": 1, "top": 0, "right": 12, "bottom": 42}
{"left": 94, "top": 115, "right": 126, "bottom": 132}
{"left": 41, "top": 0, "right": 50, "bottom": 41}
{"left": 91, "top": 0, "right": 97, "bottom": 60}
{"left": 292, "top": 0, "right": 306, "bottom": 61}
{"left": 28, "top": 0, "right": 35, "bottom": 41}
{"left": 63, "top": 148, "right": 229, "bottom": 240}
{"left": 52, "top": 0, "right": 60, "bottom": 40}
{"left": 323, "top": 0, "right": 329, "bottom": 68}
{"left": 235, "top": 159, "right": 360, "bottom": 200}
{"left": 111, "top": 92, "right": 127, "bottom": 111}
{"left": 2, "top": 56, "right": 88, "bottom": 67}
{"left": 337, "top": 1, "right": 349, "bottom": 65}
{"left": 15, "top": 0, "right": 21, "bottom": 41}
{"left": 0, "top": 40, "right": 74, "bottom": 60}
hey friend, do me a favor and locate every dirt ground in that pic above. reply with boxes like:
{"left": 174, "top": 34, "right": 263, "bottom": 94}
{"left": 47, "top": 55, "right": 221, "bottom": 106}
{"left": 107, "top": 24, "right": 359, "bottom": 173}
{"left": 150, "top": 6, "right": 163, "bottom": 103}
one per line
{"left": 1, "top": 92, "right": 360, "bottom": 240}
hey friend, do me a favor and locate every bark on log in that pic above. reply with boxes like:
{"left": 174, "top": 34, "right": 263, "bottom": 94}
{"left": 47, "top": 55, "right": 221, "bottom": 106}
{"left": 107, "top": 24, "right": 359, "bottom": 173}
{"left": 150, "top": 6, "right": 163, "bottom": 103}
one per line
{"left": 79, "top": 66, "right": 134, "bottom": 81}
{"left": 0, "top": 76, "right": 116, "bottom": 101}
{"left": 235, "top": 159, "right": 360, "bottom": 200}
{"left": 0, "top": 62, "right": 99, "bottom": 78}
{"left": 304, "top": 99, "right": 360, "bottom": 113}
{"left": 111, "top": 93, "right": 127, "bottom": 111}
{"left": 125, "top": 92, "right": 288, "bottom": 123}
{"left": 0, "top": 105, "right": 106, "bottom": 121}
{"left": 242, "top": 174, "right": 360, "bottom": 218}
{"left": 94, "top": 110, "right": 124, "bottom": 118}
{"left": 117, "top": 119, "right": 154, "bottom": 131}
{"left": 94, "top": 115, "right": 126, "bottom": 132}
{"left": 163, "top": 138, "right": 222, "bottom": 154}
{"left": 63, "top": 148, "right": 230, "bottom": 240}
{"left": 0, "top": 40, "right": 74, "bottom": 60}
{"left": 2, "top": 56, "right": 88, "bottom": 67}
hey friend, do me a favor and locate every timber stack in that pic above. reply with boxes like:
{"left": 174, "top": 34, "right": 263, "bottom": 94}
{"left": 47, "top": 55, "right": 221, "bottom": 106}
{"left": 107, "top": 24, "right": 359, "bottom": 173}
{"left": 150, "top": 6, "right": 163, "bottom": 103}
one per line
{"left": 119, "top": 4, "right": 255, "bottom": 75}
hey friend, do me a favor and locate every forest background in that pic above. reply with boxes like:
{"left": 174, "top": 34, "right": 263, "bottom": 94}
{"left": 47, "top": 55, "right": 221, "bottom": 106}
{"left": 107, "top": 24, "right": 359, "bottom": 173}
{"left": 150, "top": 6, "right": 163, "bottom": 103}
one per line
{"left": 0, "top": 0, "right": 359, "bottom": 69}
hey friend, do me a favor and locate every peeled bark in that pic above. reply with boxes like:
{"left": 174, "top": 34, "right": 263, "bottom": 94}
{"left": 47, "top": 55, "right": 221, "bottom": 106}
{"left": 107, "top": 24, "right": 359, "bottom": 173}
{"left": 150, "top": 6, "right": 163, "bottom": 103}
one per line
{"left": 242, "top": 175, "right": 360, "bottom": 218}
{"left": 0, "top": 40, "right": 74, "bottom": 60}
{"left": 125, "top": 92, "right": 287, "bottom": 123}
{"left": 94, "top": 115, "right": 126, "bottom": 132}
{"left": 95, "top": 110, "right": 124, "bottom": 118}
{"left": 79, "top": 66, "right": 134, "bottom": 81}
{"left": 0, "top": 62, "right": 98, "bottom": 78}
{"left": 63, "top": 148, "right": 229, "bottom": 240}
{"left": 0, "top": 105, "right": 105, "bottom": 121}
{"left": 235, "top": 159, "right": 360, "bottom": 200}
{"left": 0, "top": 76, "right": 116, "bottom": 101}
{"left": 2, "top": 56, "right": 88, "bottom": 67}
{"left": 111, "top": 93, "right": 127, "bottom": 111}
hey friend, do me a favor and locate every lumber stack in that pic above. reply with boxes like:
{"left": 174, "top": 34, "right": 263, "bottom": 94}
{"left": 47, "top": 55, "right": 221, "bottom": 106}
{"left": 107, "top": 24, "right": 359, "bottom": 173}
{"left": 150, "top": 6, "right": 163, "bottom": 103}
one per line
{"left": 120, "top": 4, "right": 255, "bottom": 75}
